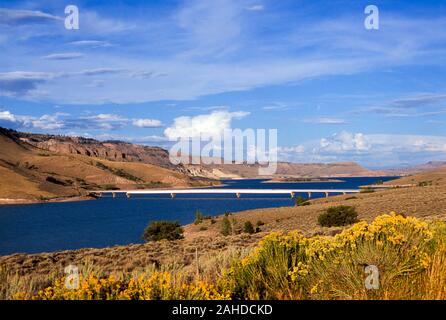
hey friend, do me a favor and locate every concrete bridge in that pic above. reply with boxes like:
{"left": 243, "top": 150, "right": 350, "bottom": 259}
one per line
{"left": 95, "top": 188, "right": 360, "bottom": 199}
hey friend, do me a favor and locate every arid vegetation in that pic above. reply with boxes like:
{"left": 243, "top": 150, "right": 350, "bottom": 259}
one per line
{"left": 2, "top": 213, "right": 445, "bottom": 300}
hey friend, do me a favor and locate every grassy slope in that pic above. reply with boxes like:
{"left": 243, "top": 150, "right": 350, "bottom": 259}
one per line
{"left": 385, "top": 165, "right": 446, "bottom": 186}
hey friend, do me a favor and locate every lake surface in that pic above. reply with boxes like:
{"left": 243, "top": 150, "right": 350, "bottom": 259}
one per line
{"left": 0, "top": 177, "right": 397, "bottom": 255}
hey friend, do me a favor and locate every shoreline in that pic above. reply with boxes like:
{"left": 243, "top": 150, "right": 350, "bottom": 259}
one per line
{"left": 0, "top": 195, "right": 94, "bottom": 206}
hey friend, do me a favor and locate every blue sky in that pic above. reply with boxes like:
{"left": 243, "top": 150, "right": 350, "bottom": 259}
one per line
{"left": 0, "top": 0, "right": 445, "bottom": 168}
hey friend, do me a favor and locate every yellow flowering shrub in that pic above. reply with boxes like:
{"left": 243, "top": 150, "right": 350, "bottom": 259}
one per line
{"left": 221, "top": 213, "right": 445, "bottom": 300}
{"left": 33, "top": 271, "right": 228, "bottom": 300}
{"left": 25, "top": 213, "right": 446, "bottom": 300}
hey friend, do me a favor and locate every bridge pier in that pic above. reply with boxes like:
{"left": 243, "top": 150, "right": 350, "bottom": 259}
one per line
{"left": 126, "top": 193, "right": 131, "bottom": 199}
{"left": 308, "top": 192, "right": 312, "bottom": 199}
{"left": 170, "top": 193, "right": 176, "bottom": 199}
{"left": 236, "top": 193, "right": 241, "bottom": 199}
{"left": 325, "top": 192, "right": 329, "bottom": 198}
{"left": 290, "top": 192, "right": 295, "bottom": 198}
{"left": 112, "top": 192, "right": 116, "bottom": 198}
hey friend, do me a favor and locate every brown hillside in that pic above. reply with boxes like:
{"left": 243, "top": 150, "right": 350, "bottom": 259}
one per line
{"left": 0, "top": 128, "right": 216, "bottom": 203}
{"left": 385, "top": 165, "right": 446, "bottom": 186}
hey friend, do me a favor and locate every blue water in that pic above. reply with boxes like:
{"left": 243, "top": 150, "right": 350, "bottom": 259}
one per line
{"left": 0, "top": 177, "right": 397, "bottom": 255}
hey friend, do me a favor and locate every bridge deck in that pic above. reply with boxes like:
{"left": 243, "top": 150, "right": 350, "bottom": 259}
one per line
{"left": 96, "top": 188, "right": 360, "bottom": 197}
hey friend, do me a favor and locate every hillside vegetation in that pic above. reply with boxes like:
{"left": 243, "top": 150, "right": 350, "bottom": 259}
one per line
{"left": 385, "top": 165, "right": 446, "bottom": 187}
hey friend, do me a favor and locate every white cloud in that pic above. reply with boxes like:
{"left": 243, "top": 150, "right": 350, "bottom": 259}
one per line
{"left": 278, "top": 131, "right": 446, "bottom": 168}
{"left": 279, "top": 145, "right": 305, "bottom": 154}
{"left": 96, "top": 133, "right": 168, "bottom": 143}
{"left": 25, "top": 114, "right": 65, "bottom": 130}
{"left": 320, "top": 131, "right": 370, "bottom": 152}
{"left": 0, "top": 110, "right": 163, "bottom": 132}
{"left": 0, "top": 110, "right": 16, "bottom": 122}
{"left": 246, "top": 5, "right": 264, "bottom": 11}
{"left": 43, "top": 53, "right": 84, "bottom": 60}
{"left": 304, "top": 117, "right": 347, "bottom": 124}
{"left": 89, "top": 114, "right": 125, "bottom": 121}
{"left": 164, "top": 110, "right": 249, "bottom": 140}
{"left": 132, "top": 118, "right": 163, "bottom": 128}
{"left": 0, "top": 8, "right": 62, "bottom": 25}
{"left": 68, "top": 40, "right": 112, "bottom": 48}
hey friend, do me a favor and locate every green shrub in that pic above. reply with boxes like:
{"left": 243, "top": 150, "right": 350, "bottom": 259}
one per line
{"left": 221, "top": 216, "right": 232, "bottom": 236}
{"left": 295, "top": 196, "right": 310, "bottom": 206}
{"left": 96, "top": 161, "right": 142, "bottom": 182}
{"left": 243, "top": 221, "right": 255, "bottom": 234}
{"left": 318, "top": 205, "right": 359, "bottom": 227}
{"left": 360, "top": 187, "right": 375, "bottom": 193}
{"left": 194, "top": 210, "right": 203, "bottom": 225}
{"left": 418, "top": 181, "right": 433, "bottom": 187}
{"left": 142, "top": 221, "right": 184, "bottom": 242}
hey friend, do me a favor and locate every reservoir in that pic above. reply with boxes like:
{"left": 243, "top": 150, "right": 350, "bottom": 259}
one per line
{"left": 0, "top": 177, "right": 397, "bottom": 255}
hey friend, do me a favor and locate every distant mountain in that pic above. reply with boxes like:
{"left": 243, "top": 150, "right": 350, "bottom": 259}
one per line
{"left": 184, "top": 161, "right": 389, "bottom": 179}
{"left": 388, "top": 161, "right": 446, "bottom": 175}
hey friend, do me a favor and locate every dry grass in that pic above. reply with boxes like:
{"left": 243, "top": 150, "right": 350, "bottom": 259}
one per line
{"left": 387, "top": 165, "right": 446, "bottom": 186}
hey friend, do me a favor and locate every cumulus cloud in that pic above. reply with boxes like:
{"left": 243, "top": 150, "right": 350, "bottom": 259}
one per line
{"left": 278, "top": 131, "right": 446, "bottom": 168}
{"left": 164, "top": 110, "right": 249, "bottom": 140}
{"left": 0, "top": 110, "right": 16, "bottom": 122}
{"left": 0, "top": 110, "right": 163, "bottom": 131}
{"left": 24, "top": 114, "right": 65, "bottom": 130}
{"left": 320, "top": 131, "right": 370, "bottom": 152}
{"left": 132, "top": 118, "right": 163, "bottom": 128}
